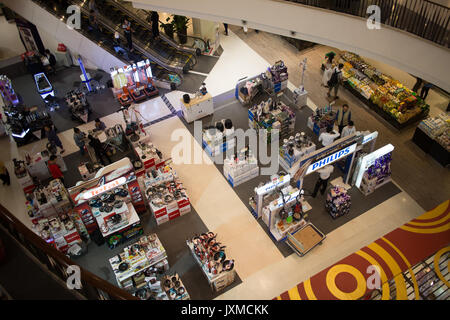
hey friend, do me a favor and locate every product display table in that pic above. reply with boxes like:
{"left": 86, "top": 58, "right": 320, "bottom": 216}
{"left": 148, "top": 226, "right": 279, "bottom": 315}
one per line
{"left": 180, "top": 93, "right": 214, "bottom": 123}
{"left": 161, "top": 273, "right": 190, "bottom": 300}
{"left": 109, "top": 234, "right": 168, "bottom": 289}
{"left": 413, "top": 126, "right": 449, "bottom": 167}
{"left": 95, "top": 203, "right": 143, "bottom": 249}
{"left": 187, "top": 242, "right": 236, "bottom": 292}
{"left": 223, "top": 156, "right": 259, "bottom": 187}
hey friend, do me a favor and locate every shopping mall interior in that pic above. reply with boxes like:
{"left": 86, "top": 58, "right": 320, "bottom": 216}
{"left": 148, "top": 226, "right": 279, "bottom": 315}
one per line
{"left": 0, "top": 0, "right": 448, "bottom": 302}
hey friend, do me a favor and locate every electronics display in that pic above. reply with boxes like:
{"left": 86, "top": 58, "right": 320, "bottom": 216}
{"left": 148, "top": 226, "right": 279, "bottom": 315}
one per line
{"left": 248, "top": 98, "right": 296, "bottom": 143}
{"left": 326, "top": 186, "right": 351, "bottom": 219}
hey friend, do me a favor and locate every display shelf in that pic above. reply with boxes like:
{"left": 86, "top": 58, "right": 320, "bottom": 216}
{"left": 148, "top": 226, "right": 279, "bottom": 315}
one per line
{"left": 186, "top": 239, "right": 236, "bottom": 292}
{"left": 326, "top": 186, "right": 351, "bottom": 219}
{"left": 109, "top": 234, "right": 168, "bottom": 287}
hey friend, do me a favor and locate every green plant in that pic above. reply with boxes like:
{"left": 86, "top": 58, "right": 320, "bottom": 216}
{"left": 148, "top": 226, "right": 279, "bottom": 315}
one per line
{"left": 172, "top": 15, "right": 190, "bottom": 44}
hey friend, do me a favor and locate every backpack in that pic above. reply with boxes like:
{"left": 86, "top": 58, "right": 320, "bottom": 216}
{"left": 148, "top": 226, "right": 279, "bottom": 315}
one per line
{"left": 328, "top": 69, "right": 341, "bottom": 87}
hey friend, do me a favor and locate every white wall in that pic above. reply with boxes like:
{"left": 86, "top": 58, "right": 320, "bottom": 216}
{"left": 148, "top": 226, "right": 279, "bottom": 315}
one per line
{"left": 0, "top": 15, "right": 25, "bottom": 60}
{"left": 131, "top": 0, "right": 450, "bottom": 91}
{"left": 2, "top": 0, "right": 126, "bottom": 72}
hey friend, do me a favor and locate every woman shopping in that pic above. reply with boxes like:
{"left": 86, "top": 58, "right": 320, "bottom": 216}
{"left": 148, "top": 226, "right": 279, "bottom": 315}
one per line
{"left": 322, "top": 52, "right": 336, "bottom": 87}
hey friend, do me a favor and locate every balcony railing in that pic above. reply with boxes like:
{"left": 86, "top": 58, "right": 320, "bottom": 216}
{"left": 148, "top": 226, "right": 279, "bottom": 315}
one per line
{"left": 284, "top": 0, "right": 450, "bottom": 47}
{"left": 0, "top": 204, "right": 137, "bottom": 300}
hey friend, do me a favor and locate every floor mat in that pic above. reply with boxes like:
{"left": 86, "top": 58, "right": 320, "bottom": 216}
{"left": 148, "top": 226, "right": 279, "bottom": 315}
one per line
{"left": 191, "top": 55, "right": 220, "bottom": 74}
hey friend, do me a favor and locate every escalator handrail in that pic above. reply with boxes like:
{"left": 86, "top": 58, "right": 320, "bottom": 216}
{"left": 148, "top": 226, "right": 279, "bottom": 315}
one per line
{"left": 104, "top": 0, "right": 196, "bottom": 65}
{"left": 73, "top": 0, "right": 186, "bottom": 75}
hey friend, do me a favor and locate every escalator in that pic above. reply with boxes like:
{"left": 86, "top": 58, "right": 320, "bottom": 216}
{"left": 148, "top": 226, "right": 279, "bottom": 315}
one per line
{"left": 113, "top": 0, "right": 209, "bottom": 55}
{"left": 31, "top": 0, "right": 183, "bottom": 88}
{"left": 90, "top": 0, "right": 196, "bottom": 74}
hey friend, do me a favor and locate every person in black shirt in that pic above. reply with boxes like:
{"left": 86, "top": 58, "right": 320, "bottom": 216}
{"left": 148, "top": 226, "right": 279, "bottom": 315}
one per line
{"left": 88, "top": 134, "right": 111, "bottom": 165}
{"left": 150, "top": 11, "right": 160, "bottom": 39}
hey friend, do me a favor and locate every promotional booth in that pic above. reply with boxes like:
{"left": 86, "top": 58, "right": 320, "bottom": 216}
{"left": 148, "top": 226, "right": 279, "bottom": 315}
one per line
{"left": 68, "top": 158, "right": 145, "bottom": 249}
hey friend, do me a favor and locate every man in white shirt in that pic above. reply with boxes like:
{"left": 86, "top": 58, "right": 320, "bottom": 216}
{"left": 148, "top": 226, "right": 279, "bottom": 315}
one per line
{"left": 341, "top": 121, "right": 356, "bottom": 138}
{"left": 319, "top": 126, "right": 340, "bottom": 147}
{"left": 312, "top": 164, "right": 334, "bottom": 198}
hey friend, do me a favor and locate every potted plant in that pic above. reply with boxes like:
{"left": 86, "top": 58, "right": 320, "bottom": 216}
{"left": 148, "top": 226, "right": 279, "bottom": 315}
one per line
{"left": 172, "top": 15, "right": 190, "bottom": 44}
{"left": 160, "top": 17, "right": 174, "bottom": 39}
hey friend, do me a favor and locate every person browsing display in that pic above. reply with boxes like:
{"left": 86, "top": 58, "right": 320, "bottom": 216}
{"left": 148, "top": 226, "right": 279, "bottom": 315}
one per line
{"left": 319, "top": 126, "right": 340, "bottom": 147}
{"left": 312, "top": 165, "right": 334, "bottom": 198}
{"left": 341, "top": 121, "right": 356, "bottom": 138}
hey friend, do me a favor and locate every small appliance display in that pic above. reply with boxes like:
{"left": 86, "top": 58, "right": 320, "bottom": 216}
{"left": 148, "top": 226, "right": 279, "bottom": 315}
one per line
{"left": 326, "top": 186, "right": 352, "bottom": 219}
{"left": 186, "top": 232, "right": 236, "bottom": 292}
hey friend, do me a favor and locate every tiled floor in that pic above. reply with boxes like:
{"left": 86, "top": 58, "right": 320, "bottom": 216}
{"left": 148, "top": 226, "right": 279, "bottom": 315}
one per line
{"left": 0, "top": 27, "right": 439, "bottom": 300}
{"left": 228, "top": 25, "right": 450, "bottom": 211}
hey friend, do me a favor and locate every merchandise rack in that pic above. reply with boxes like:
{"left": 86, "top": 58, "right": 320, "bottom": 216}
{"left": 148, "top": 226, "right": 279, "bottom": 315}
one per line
{"left": 186, "top": 241, "right": 236, "bottom": 292}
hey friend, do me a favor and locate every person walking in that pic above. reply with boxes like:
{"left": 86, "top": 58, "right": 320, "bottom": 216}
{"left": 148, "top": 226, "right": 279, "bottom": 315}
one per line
{"left": 44, "top": 125, "right": 65, "bottom": 154}
{"left": 327, "top": 63, "right": 344, "bottom": 100}
{"left": 150, "top": 11, "right": 160, "bottom": 39}
{"left": 122, "top": 17, "right": 133, "bottom": 51}
{"left": 44, "top": 49, "right": 57, "bottom": 74}
{"left": 420, "top": 82, "right": 433, "bottom": 101}
{"left": 73, "top": 127, "right": 86, "bottom": 156}
{"left": 412, "top": 77, "right": 422, "bottom": 93}
{"left": 319, "top": 126, "right": 340, "bottom": 147}
{"left": 335, "top": 104, "right": 352, "bottom": 134}
{"left": 341, "top": 120, "right": 356, "bottom": 138}
{"left": 312, "top": 164, "right": 334, "bottom": 198}
{"left": 223, "top": 23, "right": 228, "bottom": 36}
{"left": 0, "top": 161, "right": 10, "bottom": 186}
{"left": 88, "top": 134, "right": 111, "bottom": 166}
{"left": 47, "top": 155, "right": 65, "bottom": 185}
{"left": 322, "top": 53, "right": 335, "bottom": 87}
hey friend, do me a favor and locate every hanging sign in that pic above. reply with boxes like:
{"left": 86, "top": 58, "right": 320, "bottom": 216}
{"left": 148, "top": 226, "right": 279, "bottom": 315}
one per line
{"left": 306, "top": 143, "right": 357, "bottom": 175}
{"left": 82, "top": 177, "right": 127, "bottom": 200}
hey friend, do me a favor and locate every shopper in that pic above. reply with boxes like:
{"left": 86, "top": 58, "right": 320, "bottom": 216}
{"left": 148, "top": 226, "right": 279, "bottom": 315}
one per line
{"left": 341, "top": 121, "right": 356, "bottom": 138}
{"left": 88, "top": 134, "right": 111, "bottom": 166}
{"left": 319, "top": 126, "right": 340, "bottom": 147}
{"left": 48, "top": 155, "right": 65, "bottom": 185}
{"left": 223, "top": 23, "right": 228, "bottom": 36}
{"left": 113, "top": 32, "right": 129, "bottom": 60}
{"left": 94, "top": 118, "right": 106, "bottom": 131}
{"left": 44, "top": 125, "right": 65, "bottom": 154}
{"left": 412, "top": 77, "right": 422, "bottom": 93}
{"left": 335, "top": 104, "right": 352, "bottom": 134}
{"left": 322, "top": 56, "right": 333, "bottom": 87}
{"left": 122, "top": 17, "right": 133, "bottom": 51}
{"left": 89, "top": 0, "right": 97, "bottom": 13}
{"left": 73, "top": 127, "right": 86, "bottom": 156}
{"left": 89, "top": 9, "right": 101, "bottom": 37}
{"left": 420, "top": 82, "right": 433, "bottom": 101}
{"left": 150, "top": 11, "right": 160, "bottom": 39}
{"left": 44, "top": 49, "right": 56, "bottom": 74}
{"left": 327, "top": 63, "right": 344, "bottom": 100}
{"left": 0, "top": 161, "right": 10, "bottom": 186}
{"left": 312, "top": 164, "right": 334, "bottom": 198}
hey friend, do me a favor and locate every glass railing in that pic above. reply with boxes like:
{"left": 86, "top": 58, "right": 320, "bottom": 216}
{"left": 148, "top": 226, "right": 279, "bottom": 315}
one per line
{"left": 285, "top": 0, "right": 449, "bottom": 47}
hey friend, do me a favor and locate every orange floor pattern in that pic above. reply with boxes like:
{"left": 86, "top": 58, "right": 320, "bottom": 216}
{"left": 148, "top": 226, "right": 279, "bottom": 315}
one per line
{"left": 275, "top": 200, "right": 450, "bottom": 300}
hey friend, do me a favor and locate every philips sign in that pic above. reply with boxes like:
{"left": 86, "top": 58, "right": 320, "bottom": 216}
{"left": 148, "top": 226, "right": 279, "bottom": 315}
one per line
{"left": 306, "top": 143, "right": 357, "bottom": 175}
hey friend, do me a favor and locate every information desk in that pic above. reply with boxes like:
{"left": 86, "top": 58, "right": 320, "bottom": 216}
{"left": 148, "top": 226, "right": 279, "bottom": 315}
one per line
{"left": 180, "top": 93, "right": 214, "bottom": 123}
